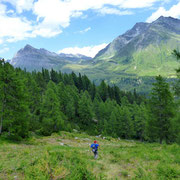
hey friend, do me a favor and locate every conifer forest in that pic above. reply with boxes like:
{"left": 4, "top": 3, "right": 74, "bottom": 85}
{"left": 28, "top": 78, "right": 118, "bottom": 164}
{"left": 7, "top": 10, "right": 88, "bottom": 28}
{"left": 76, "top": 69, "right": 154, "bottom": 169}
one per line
{"left": 0, "top": 50, "right": 180, "bottom": 144}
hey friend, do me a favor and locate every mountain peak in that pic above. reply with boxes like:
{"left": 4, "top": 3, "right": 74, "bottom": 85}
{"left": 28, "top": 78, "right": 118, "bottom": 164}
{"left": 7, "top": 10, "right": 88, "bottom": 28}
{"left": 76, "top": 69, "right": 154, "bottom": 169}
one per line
{"left": 95, "top": 16, "right": 180, "bottom": 60}
{"left": 156, "top": 16, "right": 167, "bottom": 21}
{"left": 154, "top": 16, "right": 180, "bottom": 24}
{"left": 23, "top": 44, "right": 35, "bottom": 50}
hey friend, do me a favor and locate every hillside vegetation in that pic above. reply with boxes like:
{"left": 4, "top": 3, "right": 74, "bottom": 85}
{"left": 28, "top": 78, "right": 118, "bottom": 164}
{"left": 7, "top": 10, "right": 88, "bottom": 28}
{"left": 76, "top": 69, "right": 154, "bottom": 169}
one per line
{"left": 0, "top": 132, "right": 180, "bottom": 180}
{"left": 0, "top": 59, "right": 180, "bottom": 143}
{"left": 9, "top": 17, "right": 180, "bottom": 92}
{"left": 0, "top": 52, "right": 180, "bottom": 179}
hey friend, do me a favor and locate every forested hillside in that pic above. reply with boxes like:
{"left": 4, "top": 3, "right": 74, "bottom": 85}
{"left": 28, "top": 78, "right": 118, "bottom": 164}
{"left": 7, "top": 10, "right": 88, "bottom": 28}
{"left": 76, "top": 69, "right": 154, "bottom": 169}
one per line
{"left": 0, "top": 56, "right": 180, "bottom": 144}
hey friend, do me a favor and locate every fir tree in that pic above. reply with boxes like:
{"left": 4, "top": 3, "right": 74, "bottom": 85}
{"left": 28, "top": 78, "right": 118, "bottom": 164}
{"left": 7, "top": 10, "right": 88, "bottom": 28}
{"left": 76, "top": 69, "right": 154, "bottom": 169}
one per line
{"left": 173, "top": 50, "right": 180, "bottom": 96}
{"left": 0, "top": 59, "right": 5, "bottom": 134}
{"left": 78, "top": 91, "right": 93, "bottom": 129}
{"left": 150, "top": 75, "right": 175, "bottom": 144}
{"left": 0, "top": 61, "right": 30, "bottom": 138}
{"left": 117, "top": 106, "right": 134, "bottom": 139}
{"left": 133, "top": 102, "right": 148, "bottom": 141}
{"left": 41, "top": 81, "right": 65, "bottom": 135}
{"left": 98, "top": 80, "right": 108, "bottom": 102}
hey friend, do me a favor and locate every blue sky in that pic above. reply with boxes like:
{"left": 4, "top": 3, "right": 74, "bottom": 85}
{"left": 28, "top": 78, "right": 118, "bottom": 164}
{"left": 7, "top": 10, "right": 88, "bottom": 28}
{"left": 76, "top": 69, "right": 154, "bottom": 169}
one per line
{"left": 0, "top": 0, "right": 180, "bottom": 59}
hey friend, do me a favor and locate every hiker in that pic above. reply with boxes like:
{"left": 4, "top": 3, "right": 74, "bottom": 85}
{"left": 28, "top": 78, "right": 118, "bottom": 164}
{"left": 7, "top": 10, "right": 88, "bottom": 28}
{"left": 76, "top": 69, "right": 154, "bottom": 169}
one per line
{"left": 90, "top": 140, "right": 99, "bottom": 159}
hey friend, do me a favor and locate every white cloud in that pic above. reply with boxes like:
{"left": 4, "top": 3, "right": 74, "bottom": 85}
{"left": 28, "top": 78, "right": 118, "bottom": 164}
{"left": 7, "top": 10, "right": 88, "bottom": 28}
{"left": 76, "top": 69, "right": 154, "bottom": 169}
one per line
{"left": 33, "top": 0, "right": 71, "bottom": 27}
{"left": 79, "top": 27, "right": 91, "bottom": 34}
{"left": 71, "top": 11, "right": 83, "bottom": 18}
{"left": 0, "top": 0, "right": 164, "bottom": 42}
{"left": 98, "top": 7, "right": 133, "bottom": 15}
{"left": 0, "top": 3, "right": 33, "bottom": 43}
{"left": 120, "top": 0, "right": 162, "bottom": 9}
{"left": 146, "top": 2, "right": 180, "bottom": 22}
{"left": 7, "top": 9, "right": 15, "bottom": 14}
{"left": 0, "top": 3, "right": 6, "bottom": 14}
{"left": 0, "top": 39, "right": 3, "bottom": 44}
{"left": 58, "top": 43, "right": 108, "bottom": 58}
{"left": 2, "top": 0, "right": 34, "bottom": 13}
{"left": 32, "top": 0, "right": 162, "bottom": 39}
{"left": 32, "top": 23, "right": 62, "bottom": 38}
{"left": 0, "top": 47, "right": 9, "bottom": 54}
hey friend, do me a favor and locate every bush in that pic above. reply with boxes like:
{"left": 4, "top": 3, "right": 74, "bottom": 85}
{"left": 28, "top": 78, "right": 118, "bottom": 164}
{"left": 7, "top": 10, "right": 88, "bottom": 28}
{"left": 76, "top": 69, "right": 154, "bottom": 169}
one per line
{"left": 157, "top": 164, "right": 180, "bottom": 179}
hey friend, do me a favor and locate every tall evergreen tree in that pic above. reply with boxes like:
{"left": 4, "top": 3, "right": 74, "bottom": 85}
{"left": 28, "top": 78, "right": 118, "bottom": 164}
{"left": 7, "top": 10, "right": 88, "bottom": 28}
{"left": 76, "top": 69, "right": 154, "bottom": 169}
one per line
{"left": 98, "top": 80, "right": 108, "bottom": 102}
{"left": 117, "top": 106, "right": 134, "bottom": 139}
{"left": 173, "top": 50, "right": 180, "bottom": 96}
{"left": 133, "top": 102, "right": 148, "bottom": 141}
{"left": 50, "top": 69, "right": 59, "bottom": 84}
{"left": 0, "top": 59, "right": 5, "bottom": 134}
{"left": 41, "top": 81, "right": 66, "bottom": 135}
{"left": 42, "top": 68, "right": 50, "bottom": 84}
{"left": 0, "top": 61, "right": 30, "bottom": 138}
{"left": 26, "top": 73, "right": 41, "bottom": 131}
{"left": 150, "top": 75, "right": 175, "bottom": 144}
{"left": 172, "top": 50, "right": 180, "bottom": 143}
{"left": 78, "top": 91, "right": 93, "bottom": 129}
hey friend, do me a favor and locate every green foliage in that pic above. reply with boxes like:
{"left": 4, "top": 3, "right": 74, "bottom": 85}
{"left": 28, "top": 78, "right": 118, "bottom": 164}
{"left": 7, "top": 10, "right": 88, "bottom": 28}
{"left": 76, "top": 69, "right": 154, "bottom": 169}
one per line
{"left": 78, "top": 91, "right": 94, "bottom": 129}
{"left": 40, "top": 81, "right": 66, "bottom": 135}
{"left": 1, "top": 133, "right": 180, "bottom": 179}
{"left": 157, "top": 163, "right": 180, "bottom": 179}
{"left": 0, "top": 60, "right": 30, "bottom": 139}
{"left": 0, "top": 60, "right": 179, "bottom": 144}
{"left": 149, "top": 75, "right": 175, "bottom": 144}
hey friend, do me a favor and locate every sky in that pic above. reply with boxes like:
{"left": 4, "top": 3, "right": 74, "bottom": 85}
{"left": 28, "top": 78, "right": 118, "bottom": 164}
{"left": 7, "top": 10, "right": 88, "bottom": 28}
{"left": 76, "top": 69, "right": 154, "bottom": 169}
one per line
{"left": 0, "top": 0, "right": 180, "bottom": 59}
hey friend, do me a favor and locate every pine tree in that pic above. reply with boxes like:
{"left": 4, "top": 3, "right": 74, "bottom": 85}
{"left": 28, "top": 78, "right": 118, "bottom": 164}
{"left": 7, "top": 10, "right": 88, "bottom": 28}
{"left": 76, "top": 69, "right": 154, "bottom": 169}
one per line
{"left": 65, "top": 85, "right": 79, "bottom": 122}
{"left": 78, "top": 91, "right": 93, "bottom": 129}
{"left": 41, "top": 81, "right": 65, "bottom": 135}
{"left": 78, "top": 73, "right": 83, "bottom": 91}
{"left": 172, "top": 50, "right": 180, "bottom": 143}
{"left": 89, "top": 82, "right": 96, "bottom": 101}
{"left": 0, "top": 59, "right": 5, "bottom": 134}
{"left": 50, "top": 69, "right": 59, "bottom": 84}
{"left": 82, "top": 74, "right": 91, "bottom": 91}
{"left": 117, "top": 106, "right": 134, "bottom": 139}
{"left": 173, "top": 50, "right": 180, "bottom": 96}
{"left": 71, "top": 72, "right": 79, "bottom": 88}
{"left": 35, "top": 72, "right": 46, "bottom": 97}
{"left": 113, "top": 85, "right": 121, "bottom": 104}
{"left": 0, "top": 61, "right": 30, "bottom": 138}
{"left": 133, "top": 102, "right": 148, "bottom": 141}
{"left": 26, "top": 73, "right": 41, "bottom": 131}
{"left": 98, "top": 80, "right": 108, "bottom": 102}
{"left": 150, "top": 75, "right": 175, "bottom": 144}
{"left": 42, "top": 68, "right": 50, "bottom": 84}
{"left": 108, "top": 110, "right": 118, "bottom": 137}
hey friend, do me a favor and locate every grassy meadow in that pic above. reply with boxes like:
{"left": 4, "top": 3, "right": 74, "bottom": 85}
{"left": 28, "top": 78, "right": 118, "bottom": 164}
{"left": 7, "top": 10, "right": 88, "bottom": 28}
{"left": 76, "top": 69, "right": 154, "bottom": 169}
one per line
{"left": 0, "top": 132, "right": 180, "bottom": 180}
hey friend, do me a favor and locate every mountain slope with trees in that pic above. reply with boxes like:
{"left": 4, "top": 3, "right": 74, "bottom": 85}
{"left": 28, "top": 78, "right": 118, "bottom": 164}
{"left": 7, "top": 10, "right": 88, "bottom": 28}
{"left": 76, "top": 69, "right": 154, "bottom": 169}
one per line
{"left": 9, "top": 16, "right": 180, "bottom": 93}
{"left": 0, "top": 57, "right": 180, "bottom": 144}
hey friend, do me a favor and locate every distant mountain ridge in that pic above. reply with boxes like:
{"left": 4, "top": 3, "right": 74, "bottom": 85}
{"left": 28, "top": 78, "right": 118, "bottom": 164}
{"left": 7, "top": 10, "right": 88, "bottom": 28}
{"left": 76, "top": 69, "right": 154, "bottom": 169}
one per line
{"left": 11, "top": 44, "right": 92, "bottom": 71}
{"left": 95, "top": 16, "right": 180, "bottom": 59}
{"left": 9, "top": 16, "right": 180, "bottom": 92}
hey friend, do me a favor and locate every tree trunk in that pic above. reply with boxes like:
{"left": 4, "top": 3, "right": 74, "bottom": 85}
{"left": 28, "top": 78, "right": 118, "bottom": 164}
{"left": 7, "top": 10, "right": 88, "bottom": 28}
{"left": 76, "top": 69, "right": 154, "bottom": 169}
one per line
{"left": 160, "top": 137, "right": 163, "bottom": 144}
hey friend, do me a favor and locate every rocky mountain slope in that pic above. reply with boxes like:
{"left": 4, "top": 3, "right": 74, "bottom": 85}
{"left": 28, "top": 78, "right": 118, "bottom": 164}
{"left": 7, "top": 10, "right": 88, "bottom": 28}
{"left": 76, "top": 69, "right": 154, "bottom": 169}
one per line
{"left": 92, "top": 16, "right": 180, "bottom": 77}
{"left": 10, "top": 44, "right": 92, "bottom": 71}
{"left": 10, "top": 16, "right": 180, "bottom": 92}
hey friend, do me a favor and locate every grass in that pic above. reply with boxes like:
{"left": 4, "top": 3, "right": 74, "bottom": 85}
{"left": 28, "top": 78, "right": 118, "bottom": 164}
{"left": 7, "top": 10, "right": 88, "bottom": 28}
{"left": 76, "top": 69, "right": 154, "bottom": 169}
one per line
{"left": 0, "top": 132, "right": 180, "bottom": 179}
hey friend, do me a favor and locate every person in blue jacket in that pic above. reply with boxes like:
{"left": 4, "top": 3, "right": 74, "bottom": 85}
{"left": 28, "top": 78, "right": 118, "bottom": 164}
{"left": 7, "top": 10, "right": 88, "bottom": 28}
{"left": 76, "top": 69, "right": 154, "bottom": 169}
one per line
{"left": 90, "top": 140, "right": 99, "bottom": 159}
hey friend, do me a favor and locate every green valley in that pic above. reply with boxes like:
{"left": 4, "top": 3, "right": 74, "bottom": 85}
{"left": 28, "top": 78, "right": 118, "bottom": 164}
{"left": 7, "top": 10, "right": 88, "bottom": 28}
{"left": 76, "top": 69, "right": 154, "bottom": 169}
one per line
{"left": 1, "top": 132, "right": 180, "bottom": 179}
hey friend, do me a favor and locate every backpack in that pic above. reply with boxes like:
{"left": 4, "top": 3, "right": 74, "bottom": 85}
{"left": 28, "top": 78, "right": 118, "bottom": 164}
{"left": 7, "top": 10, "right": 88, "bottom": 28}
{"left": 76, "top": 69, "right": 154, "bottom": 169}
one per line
{"left": 92, "top": 144, "right": 97, "bottom": 152}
